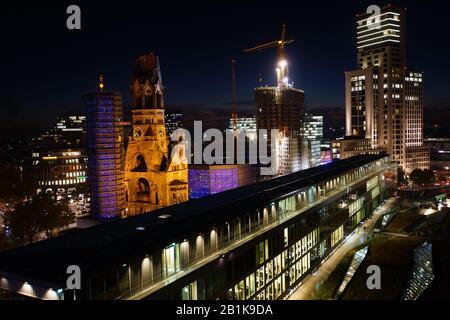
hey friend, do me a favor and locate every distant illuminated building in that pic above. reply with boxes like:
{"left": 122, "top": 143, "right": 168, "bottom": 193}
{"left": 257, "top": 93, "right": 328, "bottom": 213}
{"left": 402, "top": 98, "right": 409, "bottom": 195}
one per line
{"left": 21, "top": 114, "right": 88, "bottom": 215}
{"left": 228, "top": 116, "right": 257, "bottom": 140}
{"left": 320, "top": 150, "right": 333, "bottom": 165}
{"left": 85, "top": 79, "right": 125, "bottom": 219}
{"left": 320, "top": 139, "right": 332, "bottom": 165}
{"left": 303, "top": 114, "right": 323, "bottom": 167}
{"left": 303, "top": 114, "right": 323, "bottom": 141}
{"left": 424, "top": 136, "right": 450, "bottom": 171}
{"left": 30, "top": 151, "right": 87, "bottom": 191}
{"left": 165, "top": 112, "right": 183, "bottom": 136}
{"left": 331, "top": 136, "right": 381, "bottom": 160}
{"left": 52, "top": 114, "right": 86, "bottom": 145}
{"left": 29, "top": 113, "right": 86, "bottom": 147}
{"left": 188, "top": 164, "right": 256, "bottom": 199}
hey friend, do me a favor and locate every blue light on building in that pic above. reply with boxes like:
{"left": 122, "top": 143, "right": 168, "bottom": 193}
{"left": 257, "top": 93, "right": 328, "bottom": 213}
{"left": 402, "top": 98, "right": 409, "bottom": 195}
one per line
{"left": 188, "top": 164, "right": 254, "bottom": 199}
{"left": 85, "top": 91, "right": 125, "bottom": 219}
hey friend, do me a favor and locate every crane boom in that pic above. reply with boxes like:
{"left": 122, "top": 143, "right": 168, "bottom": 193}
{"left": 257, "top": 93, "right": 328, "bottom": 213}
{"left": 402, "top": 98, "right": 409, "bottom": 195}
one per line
{"left": 243, "top": 25, "right": 294, "bottom": 87}
{"left": 244, "top": 41, "right": 281, "bottom": 54}
{"left": 243, "top": 25, "right": 294, "bottom": 60}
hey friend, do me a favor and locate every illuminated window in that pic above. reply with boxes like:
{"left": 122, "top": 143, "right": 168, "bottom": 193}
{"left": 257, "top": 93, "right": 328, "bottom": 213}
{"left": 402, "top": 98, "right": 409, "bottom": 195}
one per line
{"left": 266, "top": 260, "right": 273, "bottom": 282}
{"left": 245, "top": 274, "right": 255, "bottom": 298}
{"left": 162, "top": 244, "right": 176, "bottom": 276}
{"left": 181, "top": 281, "right": 197, "bottom": 300}
{"left": 283, "top": 228, "right": 289, "bottom": 247}
{"left": 256, "top": 266, "right": 265, "bottom": 290}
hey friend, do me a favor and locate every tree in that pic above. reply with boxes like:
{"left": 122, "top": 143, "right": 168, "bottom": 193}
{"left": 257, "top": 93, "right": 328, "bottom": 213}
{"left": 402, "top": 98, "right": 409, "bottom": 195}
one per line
{"left": 39, "top": 198, "right": 73, "bottom": 238}
{"left": 397, "top": 167, "right": 409, "bottom": 186}
{"left": 4, "top": 193, "right": 75, "bottom": 244}
{"left": 409, "top": 169, "right": 435, "bottom": 186}
{"left": 0, "top": 163, "right": 22, "bottom": 201}
{"left": 0, "top": 162, "right": 35, "bottom": 202}
{"left": 0, "top": 229, "right": 6, "bottom": 250}
{"left": 6, "top": 201, "right": 40, "bottom": 244}
{"left": 0, "top": 227, "right": 14, "bottom": 252}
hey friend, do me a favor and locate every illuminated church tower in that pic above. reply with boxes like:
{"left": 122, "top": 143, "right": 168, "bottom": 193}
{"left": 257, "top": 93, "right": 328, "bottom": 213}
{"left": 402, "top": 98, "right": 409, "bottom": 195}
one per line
{"left": 124, "top": 53, "right": 188, "bottom": 216}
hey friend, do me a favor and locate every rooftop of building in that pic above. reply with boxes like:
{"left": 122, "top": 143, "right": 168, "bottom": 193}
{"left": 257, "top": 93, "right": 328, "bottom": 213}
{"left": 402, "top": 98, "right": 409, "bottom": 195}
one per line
{"left": 188, "top": 163, "right": 257, "bottom": 170}
{"left": 333, "top": 136, "right": 368, "bottom": 141}
{"left": 254, "top": 86, "right": 305, "bottom": 94}
{"left": 84, "top": 91, "right": 122, "bottom": 97}
{"left": 0, "top": 154, "right": 388, "bottom": 286}
{"left": 356, "top": 4, "right": 406, "bottom": 18}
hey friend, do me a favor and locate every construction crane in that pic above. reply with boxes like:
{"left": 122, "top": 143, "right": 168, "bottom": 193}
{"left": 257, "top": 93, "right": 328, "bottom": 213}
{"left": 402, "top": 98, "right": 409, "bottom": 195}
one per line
{"left": 244, "top": 25, "right": 294, "bottom": 87}
{"left": 231, "top": 59, "right": 238, "bottom": 131}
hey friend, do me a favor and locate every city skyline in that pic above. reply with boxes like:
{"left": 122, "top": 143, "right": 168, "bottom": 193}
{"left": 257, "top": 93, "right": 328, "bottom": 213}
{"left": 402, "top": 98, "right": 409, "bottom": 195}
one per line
{"left": 1, "top": 0, "right": 450, "bottom": 137}
{"left": 2, "top": 1, "right": 450, "bottom": 303}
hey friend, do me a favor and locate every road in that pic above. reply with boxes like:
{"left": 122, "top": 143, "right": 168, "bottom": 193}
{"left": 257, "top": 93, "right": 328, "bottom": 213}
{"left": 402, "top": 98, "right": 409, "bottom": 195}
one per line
{"left": 288, "top": 197, "right": 398, "bottom": 300}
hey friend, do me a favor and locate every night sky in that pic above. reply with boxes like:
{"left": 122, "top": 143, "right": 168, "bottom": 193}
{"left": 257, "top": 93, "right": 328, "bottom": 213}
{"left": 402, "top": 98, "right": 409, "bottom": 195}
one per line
{"left": 1, "top": 0, "right": 450, "bottom": 137}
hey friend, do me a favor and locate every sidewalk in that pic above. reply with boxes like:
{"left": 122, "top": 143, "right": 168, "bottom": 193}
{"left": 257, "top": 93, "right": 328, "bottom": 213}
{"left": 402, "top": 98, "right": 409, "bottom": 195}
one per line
{"left": 288, "top": 197, "right": 397, "bottom": 300}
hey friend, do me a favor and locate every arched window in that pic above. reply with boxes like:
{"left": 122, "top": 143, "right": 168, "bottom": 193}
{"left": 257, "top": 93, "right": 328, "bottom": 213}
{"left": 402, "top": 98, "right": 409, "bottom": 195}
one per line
{"left": 156, "top": 93, "right": 162, "bottom": 108}
{"left": 135, "top": 155, "right": 147, "bottom": 171}
{"left": 137, "top": 178, "right": 150, "bottom": 194}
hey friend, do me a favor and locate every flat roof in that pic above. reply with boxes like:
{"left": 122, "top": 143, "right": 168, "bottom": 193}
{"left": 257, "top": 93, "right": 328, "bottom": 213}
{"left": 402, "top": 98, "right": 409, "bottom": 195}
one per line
{"left": 254, "top": 86, "right": 305, "bottom": 94}
{"left": 0, "top": 154, "right": 388, "bottom": 285}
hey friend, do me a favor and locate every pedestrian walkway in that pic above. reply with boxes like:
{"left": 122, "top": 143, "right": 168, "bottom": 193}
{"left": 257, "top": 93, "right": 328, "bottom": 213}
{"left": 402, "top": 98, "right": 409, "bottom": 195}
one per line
{"left": 288, "top": 197, "right": 398, "bottom": 300}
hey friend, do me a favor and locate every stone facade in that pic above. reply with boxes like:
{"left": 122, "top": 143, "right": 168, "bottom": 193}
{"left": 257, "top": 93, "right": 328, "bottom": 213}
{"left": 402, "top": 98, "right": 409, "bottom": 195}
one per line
{"left": 124, "top": 53, "right": 188, "bottom": 216}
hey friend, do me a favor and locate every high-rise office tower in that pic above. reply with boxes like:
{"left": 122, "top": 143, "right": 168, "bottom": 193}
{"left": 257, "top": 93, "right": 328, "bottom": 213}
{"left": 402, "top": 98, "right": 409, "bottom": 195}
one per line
{"left": 124, "top": 53, "right": 188, "bottom": 215}
{"left": 85, "top": 79, "right": 126, "bottom": 219}
{"left": 345, "top": 4, "right": 429, "bottom": 172}
{"left": 303, "top": 114, "right": 323, "bottom": 167}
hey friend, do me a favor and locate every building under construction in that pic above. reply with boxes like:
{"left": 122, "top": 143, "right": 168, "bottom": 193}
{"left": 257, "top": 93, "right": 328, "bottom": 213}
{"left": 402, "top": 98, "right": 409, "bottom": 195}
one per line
{"left": 255, "top": 86, "right": 305, "bottom": 175}
{"left": 247, "top": 26, "right": 307, "bottom": 176}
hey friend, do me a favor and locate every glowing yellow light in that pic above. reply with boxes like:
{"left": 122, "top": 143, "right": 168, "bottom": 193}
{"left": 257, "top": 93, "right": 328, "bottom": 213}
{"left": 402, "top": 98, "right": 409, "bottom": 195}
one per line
{"left": 278, "top": 60, "right": 288, "bottom": 68}
{"left": 42, "top": 156, "right": 57, "bottom": 160}
{"left": 99, "top": 74, "right": 104, "bottom": 92}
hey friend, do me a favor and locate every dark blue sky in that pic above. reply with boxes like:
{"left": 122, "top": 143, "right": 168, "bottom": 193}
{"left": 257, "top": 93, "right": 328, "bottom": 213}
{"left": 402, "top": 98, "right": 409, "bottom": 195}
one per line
{"left": 1, "top": 0, "right": 450, "bottom": 136}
